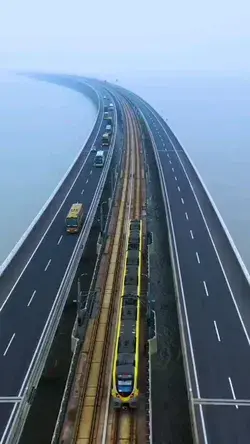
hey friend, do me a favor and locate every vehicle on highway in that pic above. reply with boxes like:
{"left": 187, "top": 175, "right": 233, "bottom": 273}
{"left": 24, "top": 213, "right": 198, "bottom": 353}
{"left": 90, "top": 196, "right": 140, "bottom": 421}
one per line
{"left": 102, "top": 132, "right": 111, "bottom": 146}
{"left": 65, "top": 203, "right": 84, "bottom": 233}
{"left": 111, "top": 219, "right": 142, "bottom": 408}
{"left": 105, "top": 124, "right": 112, "bottom": 134}
{"left": 91, "top": 145, "right": 97, "bottom": 152}
{"left": 108, "top": 103, "right": 114, "bottom": 111}
{"left": 94, "top": 150, "right": 105, "bottom": 167}
{"left": 104, "top": 111, "right": 109, "bottom": 120}
{"left": 103, "top": 95, "right": 107, "bottom": 99}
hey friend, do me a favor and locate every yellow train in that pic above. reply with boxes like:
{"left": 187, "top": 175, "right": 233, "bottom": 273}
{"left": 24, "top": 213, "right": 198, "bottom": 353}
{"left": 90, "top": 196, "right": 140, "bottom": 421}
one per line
{"left": 111, "top": 219, "right": 143, "bottom": 408}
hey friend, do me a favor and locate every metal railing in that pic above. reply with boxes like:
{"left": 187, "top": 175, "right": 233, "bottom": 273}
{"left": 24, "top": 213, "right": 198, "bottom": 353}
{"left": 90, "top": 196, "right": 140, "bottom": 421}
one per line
{"left": 138, "top": 109, "right": 201, "bottom": 444}
{"left": 50, "top": 91, "right": 126, "bottom": 444}
{"left": 1, "top": 84, "right": 118, "bottom": 444}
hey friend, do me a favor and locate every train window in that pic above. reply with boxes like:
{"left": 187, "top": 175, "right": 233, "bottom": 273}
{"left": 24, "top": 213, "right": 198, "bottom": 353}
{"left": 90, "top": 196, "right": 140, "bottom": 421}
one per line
{"left": 128, "top": 242, "right": 140, "bottom": 251}
{"left": 117, "top": 353, "right": 134, "bottom": 366}
{"left": 122, "top": 306, "right": 137, "bottom": 320}
{"left": 125, "top": 274, "right": 138, "bottom": 286}
{"left": 123, "top": 295, "right": 138, "bottom": 305}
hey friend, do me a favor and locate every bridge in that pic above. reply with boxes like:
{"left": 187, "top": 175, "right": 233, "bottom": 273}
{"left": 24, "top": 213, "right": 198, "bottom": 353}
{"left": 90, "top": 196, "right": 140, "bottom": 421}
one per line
{"left": 0, "top": 74, "right": 250, "bottom": 444}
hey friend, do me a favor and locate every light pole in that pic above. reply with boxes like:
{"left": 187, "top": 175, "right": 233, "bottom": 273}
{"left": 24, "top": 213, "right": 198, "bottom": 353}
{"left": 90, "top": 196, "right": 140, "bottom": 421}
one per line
{"left": 100, "top": 200, "right": 108, "bottom": 234}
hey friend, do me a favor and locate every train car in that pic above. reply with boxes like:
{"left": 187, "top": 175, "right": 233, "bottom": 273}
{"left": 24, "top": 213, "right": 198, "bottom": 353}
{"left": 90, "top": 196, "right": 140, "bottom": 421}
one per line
{"left": 111, "top": 219, "right": 142, "bottom": 409}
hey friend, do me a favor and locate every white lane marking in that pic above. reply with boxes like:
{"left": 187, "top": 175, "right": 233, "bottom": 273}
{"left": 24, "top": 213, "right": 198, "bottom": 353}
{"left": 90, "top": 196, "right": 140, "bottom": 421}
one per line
{"left": 181, "top": 198, "right": 184, "bottom": 204}
{"left": 203, "top": 281, "right": 209, "bottom": 296}
{"left": 90, "top": 170, "right": 92, "bottom": 175}
{"left": 142, "top": 107, "right": 208, "bottom": 444}
{"left": 228, "top": 377, "right": 238, "bottom": 409}
{"left": 44, "top": 259, "right": 51, "bottom": 272}
{"left": 174, "top": 176, "right": 177, "bottom": 181}
{"left": 190, "top": 230, "right": 194, "bottom": 239}
{"left": 81, "top": 189, "right": 84, "bottom": 195}
{"left": 167, "top": 153, "right": 169, "bottom": 158}
{"left": 157, "top": 115, "right": 250, "bottom": 347}
{"left": 177, "top": 186, "right": 181, "bottom": 192}
{"left": 172, "top": 167, "right": 175, "bottom": 172}
{"left": 86, "top": 178, "right": 89, "bottom": 184}
{"left": 196, "top": 252, "right": 201, "bottom": 264}
{"left": 163, "top": 142, "right": 165, "bottom": 147}
{"left": 27, "top": 290, "right": 37, "bottom": 307}
{"left": 185, "top": 212, "right": 189, "bottom": 220}
{"left": 3, "top": 333, "right": 16, "bottom": 356}
{"left": 213, "top": 320, "right": 221, "bottom": 342}
{"left": 169, "top": 160, "right": 172, "bottom": 164}
{"left": 57, "top": 235, "right": 63, "bottom": 245}
{"left": 0, "top": 136, "right": 97, "bottom": 313}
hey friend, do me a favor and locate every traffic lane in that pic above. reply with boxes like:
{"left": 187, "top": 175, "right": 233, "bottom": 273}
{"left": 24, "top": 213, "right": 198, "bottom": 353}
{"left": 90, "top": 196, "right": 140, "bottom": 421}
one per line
{"left": 0, "top": 167, "right": 103, "bottom": 395}
{"left": 200, "top": 404, "right": 250, "bottom": 444}
{"left": 182, "top": 184, "right": 250, "bottom": 401}
{"left": 0, "top": 114, "right": 105, "bottom": 300}
{"left": 0, "top": 166, "right": 100, "bottom": 394}
{"left": 162, "top": 140, "right": 250, "bottom": 399}
{"left": 159, "top": 150, "right": 232, "bottom": 399}
{"left": 169, "top": 135, "right": 250, "bottom": 344}
{"left": 0, "top": 152, "right": 107, "bottom": 327}
{"left": 160, "top": 144, "right": 250, "bottom": 399}
{"left": 0, "top": 149, "right": 103, "bottom": 311}
{"left": 0, "top": 403, "right": 15, "bottom": 442}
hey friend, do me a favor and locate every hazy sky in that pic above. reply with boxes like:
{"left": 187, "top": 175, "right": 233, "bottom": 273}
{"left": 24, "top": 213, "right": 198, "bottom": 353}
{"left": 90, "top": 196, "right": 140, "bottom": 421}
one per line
{"left": 1, "top": 0, "right": 250, "bottom": 76}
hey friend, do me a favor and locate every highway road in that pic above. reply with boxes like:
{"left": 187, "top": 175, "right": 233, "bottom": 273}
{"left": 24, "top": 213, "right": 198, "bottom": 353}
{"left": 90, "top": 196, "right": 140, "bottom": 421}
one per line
{"left": 0, "top": 91, "right": 117, "bottom": 440}
{"left": 108, "top": 85, "right": 250, "bottom": 443}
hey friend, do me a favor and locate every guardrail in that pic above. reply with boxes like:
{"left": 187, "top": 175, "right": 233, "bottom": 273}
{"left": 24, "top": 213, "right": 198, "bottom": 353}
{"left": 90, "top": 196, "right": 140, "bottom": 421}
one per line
{"left": 50, "top": 91, "right": 125, "bottom": 444}
{"left": 0, "top": 81, "right": 101, "bottom": 277}
{"left": 138, "top": 109, "right": 200, "bottom": 444}
{"left": 1, "top": 83, "right": 118, "bottom": 444}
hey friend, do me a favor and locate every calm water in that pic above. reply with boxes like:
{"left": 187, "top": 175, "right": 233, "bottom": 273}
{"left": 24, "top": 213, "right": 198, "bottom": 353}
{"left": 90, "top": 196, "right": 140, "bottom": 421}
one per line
{"left": 0, "top": 72, "right": 97, "bottom": 266}
{"left": 121, "top": 73, "right": 250, "bottom": 273}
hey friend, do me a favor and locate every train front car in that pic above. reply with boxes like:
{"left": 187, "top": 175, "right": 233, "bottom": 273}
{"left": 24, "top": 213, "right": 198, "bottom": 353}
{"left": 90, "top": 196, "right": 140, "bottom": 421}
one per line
{"left": 112, "top": 220, "right": 142, "bottom": 409}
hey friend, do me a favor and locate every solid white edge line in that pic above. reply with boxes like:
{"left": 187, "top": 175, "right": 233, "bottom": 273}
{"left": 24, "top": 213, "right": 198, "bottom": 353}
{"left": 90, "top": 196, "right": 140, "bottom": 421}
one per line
{"left": 141, "top": 111, "right": 208, "bottom": 444}
{"left": 213, "top": 320, "right": 221, "bottom": 342}
{"left": 3, "top": 333, "right": 16, "bottom": 356}
{"left": 27, "top": 290, "right": 37, "bottom": 307}
{"left": 0, "top": 83, "right": 100, "bottom": 277}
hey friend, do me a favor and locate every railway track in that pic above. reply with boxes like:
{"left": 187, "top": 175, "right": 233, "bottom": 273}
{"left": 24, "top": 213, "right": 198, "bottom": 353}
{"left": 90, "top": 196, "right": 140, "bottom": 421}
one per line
{"left": 60, "top": 98, "right": 145, "bottom": 444}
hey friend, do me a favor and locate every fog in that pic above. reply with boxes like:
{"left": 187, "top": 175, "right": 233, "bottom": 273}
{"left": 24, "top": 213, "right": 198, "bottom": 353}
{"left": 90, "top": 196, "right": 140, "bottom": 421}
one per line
{"left": 1, "top": 0, "right": 250, "bottom": 77}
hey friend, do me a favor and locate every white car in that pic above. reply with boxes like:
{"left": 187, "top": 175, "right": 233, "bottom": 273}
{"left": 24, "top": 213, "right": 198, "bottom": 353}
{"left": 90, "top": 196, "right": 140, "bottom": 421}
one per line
{"left": 91, "top": 145, "right": 97, "bottom": 152}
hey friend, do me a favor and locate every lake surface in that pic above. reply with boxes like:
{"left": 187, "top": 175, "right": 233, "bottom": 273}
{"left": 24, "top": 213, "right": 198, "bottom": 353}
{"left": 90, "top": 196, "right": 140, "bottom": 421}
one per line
{"left": 0, "top": 72, "right": 97, "bottom": 266}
